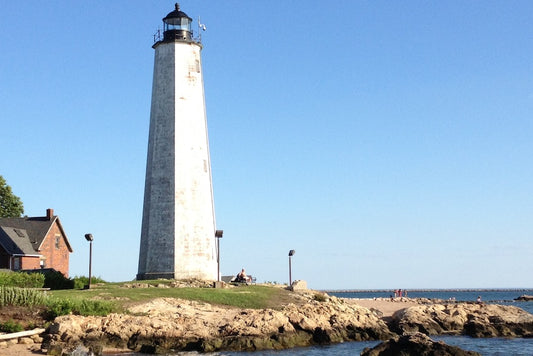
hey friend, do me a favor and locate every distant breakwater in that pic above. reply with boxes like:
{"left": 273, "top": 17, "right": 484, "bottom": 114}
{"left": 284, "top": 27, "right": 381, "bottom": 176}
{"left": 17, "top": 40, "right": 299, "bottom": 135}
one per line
{"left": 322, "top": 288, "right": 533, "bottom": 293}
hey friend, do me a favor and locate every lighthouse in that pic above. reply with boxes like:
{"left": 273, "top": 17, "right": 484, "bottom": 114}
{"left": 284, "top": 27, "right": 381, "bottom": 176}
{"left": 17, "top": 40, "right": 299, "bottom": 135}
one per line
{"left": 137, "top": 4, "right": 217, "bottom": 281}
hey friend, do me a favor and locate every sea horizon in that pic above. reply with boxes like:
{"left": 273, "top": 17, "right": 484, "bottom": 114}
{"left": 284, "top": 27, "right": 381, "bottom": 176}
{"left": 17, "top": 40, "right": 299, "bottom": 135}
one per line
{"left": 322, "top": 287, "right": 533, "bottom": 293}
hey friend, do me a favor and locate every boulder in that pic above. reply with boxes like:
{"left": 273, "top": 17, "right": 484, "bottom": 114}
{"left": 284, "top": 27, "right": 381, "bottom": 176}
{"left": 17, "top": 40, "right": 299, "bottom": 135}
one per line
{"left": 361, "top": 332, "right": 481, "bottom": 356}
{"left": 392, "top": 302, "right": 533, "bottom": 338}
{"left": 515, "top": 295, "right": 533, "bottom": 301}
{"left": 289, "top": 280, "right": 307, "bottom": 291}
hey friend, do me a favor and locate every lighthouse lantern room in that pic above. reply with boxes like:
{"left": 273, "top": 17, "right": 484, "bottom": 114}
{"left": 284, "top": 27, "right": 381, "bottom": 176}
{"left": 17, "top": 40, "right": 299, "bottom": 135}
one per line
{"left": 162, "top": 4, "right": 193, "bottom": 42}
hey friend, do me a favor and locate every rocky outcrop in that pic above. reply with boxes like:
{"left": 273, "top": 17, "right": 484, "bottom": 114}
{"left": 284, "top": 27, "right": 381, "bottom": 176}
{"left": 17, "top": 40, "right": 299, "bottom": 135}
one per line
{"left": 392, "top": 302, "right": 533, "bottom": 338}
{"left": 42, "top": 296, "right": 392, "bottom": 354}
{"left": 361, "top": 332, "right": 481, "bottom": 356}
{"left": 289, "top": 280, "right": 307, "bottom": 291}
{"left": 515, "top": 295, "right": 533, "bottom": 301}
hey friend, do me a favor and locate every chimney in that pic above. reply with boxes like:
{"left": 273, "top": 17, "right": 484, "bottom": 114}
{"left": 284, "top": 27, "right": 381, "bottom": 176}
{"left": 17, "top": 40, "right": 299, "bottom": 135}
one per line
{"left": 46, "top": 208, "right": 54, "bottom": 220}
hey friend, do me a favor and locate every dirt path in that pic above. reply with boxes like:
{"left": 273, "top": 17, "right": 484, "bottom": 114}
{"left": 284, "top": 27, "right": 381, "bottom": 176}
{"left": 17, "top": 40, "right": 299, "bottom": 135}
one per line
{"left": 0, "top": 344, "right": 41, "bottom": 356}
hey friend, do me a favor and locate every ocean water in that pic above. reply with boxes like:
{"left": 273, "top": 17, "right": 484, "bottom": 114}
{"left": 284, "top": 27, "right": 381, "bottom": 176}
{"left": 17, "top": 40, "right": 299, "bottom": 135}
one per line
{"left": 125, "top": 337, "right": 533, "bottom": 356}
{"left": 328, "top": 289, "right": 533, "bottom": 314}
{"left": 113, "top": 290, "right": 533, "bottom": 356}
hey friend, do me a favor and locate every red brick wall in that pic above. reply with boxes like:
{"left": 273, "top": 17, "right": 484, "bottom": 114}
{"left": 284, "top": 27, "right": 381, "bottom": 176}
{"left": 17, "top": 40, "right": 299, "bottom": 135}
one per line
{"left": 20, "top": 256, "right": 40, "bottom": 270}
{"left": 38, "top": 221, "right": 70, "bottom": 277}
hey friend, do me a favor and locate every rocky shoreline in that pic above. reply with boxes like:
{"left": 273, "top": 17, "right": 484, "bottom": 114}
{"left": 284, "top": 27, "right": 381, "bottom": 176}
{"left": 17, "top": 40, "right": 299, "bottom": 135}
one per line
{"left": 36, "top": 290, "right": 533, "bottom": 355}
{"left": 1, "top": 288, "right": 532, "bottom": 355}
{"left": 42, "top": 293, "right": 393, "bottom": 354}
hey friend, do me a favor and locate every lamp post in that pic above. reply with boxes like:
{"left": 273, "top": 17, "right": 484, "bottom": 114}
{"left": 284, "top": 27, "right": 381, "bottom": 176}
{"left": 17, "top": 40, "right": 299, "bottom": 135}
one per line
{"left": 215, "top": 230, "right": 223, "bottom": 282}
{"left": 288, "top": 250, "right": 295, "bottom": 286}
{"left": 84, "top": 233, "right": 94, "bottom": 289}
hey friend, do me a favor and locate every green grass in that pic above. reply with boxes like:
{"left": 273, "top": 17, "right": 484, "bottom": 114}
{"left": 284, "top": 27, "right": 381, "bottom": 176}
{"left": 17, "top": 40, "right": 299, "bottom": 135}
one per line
{"left": 49, "top": 282, "right": 296, "bottom": 310}
{"left": 0, "top": 280, "right": 299, "bottom": 320}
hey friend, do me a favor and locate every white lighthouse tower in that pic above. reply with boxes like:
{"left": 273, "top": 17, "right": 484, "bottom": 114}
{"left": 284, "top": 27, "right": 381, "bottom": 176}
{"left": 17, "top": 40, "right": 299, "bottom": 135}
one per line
{"left": 137, "top": 4, "right": 217, "bottom": 281}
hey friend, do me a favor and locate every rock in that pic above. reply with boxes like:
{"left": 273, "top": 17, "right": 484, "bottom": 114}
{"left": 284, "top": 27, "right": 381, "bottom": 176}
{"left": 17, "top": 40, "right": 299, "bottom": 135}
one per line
{"left": 18, "top": 337, "right": 34, "bottom": 344}
{"left": 289, "top": 280, "right": 307, "bottom": 291}
{"left": 46, "top": 344, "right": 63, "bottom": 356}
{"left": 515, "top": 295, "right": 533, "bottom": 301}
{"left": 45, "top": 296, "right": 392, "bottom": 353}
{"left": 31, "top": 334, "right": 43, "bottom": 343}
{"left": 361, "top": 332, "right": 481, "bottom": 356}
{"left": 392, "top": 302, "right": 533, "bottom": 338}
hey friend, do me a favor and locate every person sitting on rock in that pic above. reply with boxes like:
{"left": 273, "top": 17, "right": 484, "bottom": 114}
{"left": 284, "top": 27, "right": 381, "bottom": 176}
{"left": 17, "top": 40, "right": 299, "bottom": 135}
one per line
{"left": 476, "top": 296, "right": 484, "bottom": 305}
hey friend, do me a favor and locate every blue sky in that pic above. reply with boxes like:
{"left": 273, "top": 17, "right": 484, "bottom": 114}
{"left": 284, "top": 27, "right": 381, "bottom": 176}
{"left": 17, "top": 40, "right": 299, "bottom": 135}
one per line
{"left": 1, "top": 1, "right": 532, "bottom": 290}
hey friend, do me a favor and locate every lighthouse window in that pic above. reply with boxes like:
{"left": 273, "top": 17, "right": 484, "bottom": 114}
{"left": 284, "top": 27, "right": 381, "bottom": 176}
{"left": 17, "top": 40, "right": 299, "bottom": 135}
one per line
{"left": 166, "top": 18, "right": 191, "bottom": 32}
{"left": 180, "top": 18, "right": 191, "bottom": 31}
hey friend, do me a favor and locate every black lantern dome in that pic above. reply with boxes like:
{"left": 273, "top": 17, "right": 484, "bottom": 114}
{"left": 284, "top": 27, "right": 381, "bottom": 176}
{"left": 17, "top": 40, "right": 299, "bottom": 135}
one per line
{"left": 163, "top": 3, "right": 193, "bottom": 42}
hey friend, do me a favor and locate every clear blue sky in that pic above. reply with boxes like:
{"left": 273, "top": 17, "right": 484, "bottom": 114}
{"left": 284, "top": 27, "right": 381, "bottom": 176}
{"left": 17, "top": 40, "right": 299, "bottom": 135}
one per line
{"left": 1, "top": 1, "right": 532, "bottom": 290}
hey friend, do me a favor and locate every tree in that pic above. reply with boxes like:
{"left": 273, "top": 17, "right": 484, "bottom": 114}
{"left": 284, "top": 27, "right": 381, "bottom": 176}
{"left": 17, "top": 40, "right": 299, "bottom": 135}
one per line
{"left": 0, "top": 175, "right": 24, "bottom": 218}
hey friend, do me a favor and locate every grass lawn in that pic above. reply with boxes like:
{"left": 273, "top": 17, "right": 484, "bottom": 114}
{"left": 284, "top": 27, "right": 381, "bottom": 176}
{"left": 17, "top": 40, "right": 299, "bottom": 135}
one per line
{"left": 49, "top": 282, "right": 299, "bottom": 311}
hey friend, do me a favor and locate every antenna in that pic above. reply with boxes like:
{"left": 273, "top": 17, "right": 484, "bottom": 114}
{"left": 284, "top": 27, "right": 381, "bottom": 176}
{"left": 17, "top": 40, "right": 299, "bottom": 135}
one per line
{"left": 198, "top": 16, "right": 207, "bottom": 42}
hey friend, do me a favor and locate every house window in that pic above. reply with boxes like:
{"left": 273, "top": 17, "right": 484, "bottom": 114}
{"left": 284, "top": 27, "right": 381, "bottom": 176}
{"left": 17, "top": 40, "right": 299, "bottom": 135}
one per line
{"left": 55, "top": 235, "right": 60, "bottom": 249}
{"left": 13, "top": 257, "right": 20, "bottom": 270}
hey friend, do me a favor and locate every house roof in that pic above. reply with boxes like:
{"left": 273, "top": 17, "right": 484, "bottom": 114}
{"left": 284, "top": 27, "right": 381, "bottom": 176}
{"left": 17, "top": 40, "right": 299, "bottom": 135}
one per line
{"left": 0, "top": 226, "right": 40, "bottom": 255}
{"left": 0, "top": 212, "right": 73, "bottom": 255}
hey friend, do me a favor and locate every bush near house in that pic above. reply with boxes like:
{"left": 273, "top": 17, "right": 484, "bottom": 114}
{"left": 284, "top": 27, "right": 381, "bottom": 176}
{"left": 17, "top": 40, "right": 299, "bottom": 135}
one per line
{"left": 0, "top": 271, "right": 45, "bottom": 288}
{"left": 72, "top": 275, "right": 107, "bottom": 290}
{"left": 43, "top": 270, "right": 74, "bottom": 290}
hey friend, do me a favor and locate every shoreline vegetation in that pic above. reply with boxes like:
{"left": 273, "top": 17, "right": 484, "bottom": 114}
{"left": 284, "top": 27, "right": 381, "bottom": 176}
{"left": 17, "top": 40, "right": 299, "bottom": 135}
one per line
{"left": 0, "top": 280, "right": 532, "bottom": 355}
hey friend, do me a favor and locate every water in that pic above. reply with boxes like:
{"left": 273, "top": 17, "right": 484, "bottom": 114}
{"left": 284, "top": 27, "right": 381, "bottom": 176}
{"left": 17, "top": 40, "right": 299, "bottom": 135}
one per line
{"left": 216, "top": 338, "right": 533, "bottom": 356}
{"left": 122, "top": 338, "right": 533, "bottom": 356}
{"left": 111, "top": 289, "right": 533, "bottom": 355}
{"left": 328, "top": 289, "right": 533, "bottom": 314}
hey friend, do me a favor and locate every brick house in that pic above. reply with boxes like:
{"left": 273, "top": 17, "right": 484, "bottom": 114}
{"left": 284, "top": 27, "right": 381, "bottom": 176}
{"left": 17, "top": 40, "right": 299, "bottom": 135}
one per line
{"left": 0, "top": 209, "right": 73, "bottom": 277}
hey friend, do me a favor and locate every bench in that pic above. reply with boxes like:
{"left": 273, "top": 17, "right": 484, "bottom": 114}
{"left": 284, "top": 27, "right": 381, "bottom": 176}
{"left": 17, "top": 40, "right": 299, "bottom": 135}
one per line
{"left": 221, "top": 275, "right": 256, "bottom": 284}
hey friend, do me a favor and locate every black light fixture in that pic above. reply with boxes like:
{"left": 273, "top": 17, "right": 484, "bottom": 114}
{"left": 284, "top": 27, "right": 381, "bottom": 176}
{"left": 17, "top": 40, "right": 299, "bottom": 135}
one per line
{"left": 215, "top": 230, "right": 223, "bottom": 282}
{"left": 84, "top": 234, "right": 94, "bottom": 289}
{"left": 288, "top": 250, "right": 295, "bottom": 286}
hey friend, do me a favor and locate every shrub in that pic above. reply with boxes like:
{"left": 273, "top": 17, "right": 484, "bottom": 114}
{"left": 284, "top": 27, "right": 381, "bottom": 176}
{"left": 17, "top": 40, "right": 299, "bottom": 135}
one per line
{"left": 0, "top": 286, "right": 48, "bottom": 307}
{"left": 44, "top": 298, "right": 117, "bottom": 320}
{"left": 313, "top": 293, "right": 327, "bottom": 302}
{"left": 44, "top": 299, "right": 76, "bottom": 319}
{"left": 43, "top": 270, "right": 74, "bottom": 290}
{"left": 0, "top": 271, "right": 45, "bottom": 288}
{"left": 0, "top": 319, "right": 23, "bottom": 333}
{"left": 72, "top": 276, "right": 107, "bottom": 290}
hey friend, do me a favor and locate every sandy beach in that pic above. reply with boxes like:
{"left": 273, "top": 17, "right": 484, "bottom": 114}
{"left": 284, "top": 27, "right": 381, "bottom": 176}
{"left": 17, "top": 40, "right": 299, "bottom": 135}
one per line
{"left": 346, "top": 297, "right": 419, "bottom": 318}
